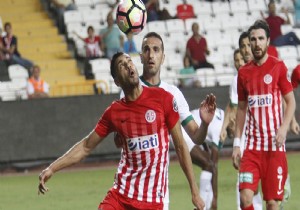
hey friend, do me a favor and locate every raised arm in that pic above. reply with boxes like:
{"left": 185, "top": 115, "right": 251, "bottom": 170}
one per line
{"left": 170, "top": 120, "right": 205, "bottom": 210}
{"left": 184, "top": 94, "right": 216, "bottom": 145}
{"left": 38, "top": 131, "right": 104, "bottom": 194}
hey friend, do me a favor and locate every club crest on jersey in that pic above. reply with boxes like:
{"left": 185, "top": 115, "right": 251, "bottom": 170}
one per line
{"left": 263, "top": 74, "right": 272, "bottom": 84}
{"left": 145, "top": 110, "right": 156, "bottom": 123}
{"left": 173, "top": 98, "right": 178, "bottom": 112}
{"left": 127, "top": 133, "right": 159, "bottom": 152}
{"left": 248, "top": 94, "right": 273, "bottom": 108}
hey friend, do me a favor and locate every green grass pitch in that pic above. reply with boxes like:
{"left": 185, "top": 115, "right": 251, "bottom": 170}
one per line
{"left": 1, "top": 152, "right": 299, "bottom": 210}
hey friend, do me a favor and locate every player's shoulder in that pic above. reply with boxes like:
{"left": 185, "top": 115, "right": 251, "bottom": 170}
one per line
{"left": 160, "top": 80, "right": 182, "bottom": 94}
{"left": 268, "top": 55, "right": 284, "bottom": 65}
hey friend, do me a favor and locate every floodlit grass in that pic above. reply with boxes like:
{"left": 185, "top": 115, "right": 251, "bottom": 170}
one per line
{"left": 1, "top": 152, "right": 299, "bottom": 210}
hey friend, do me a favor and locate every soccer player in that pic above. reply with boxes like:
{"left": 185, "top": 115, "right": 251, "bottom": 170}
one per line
{"left": 221, "top": 33, "right": 264, "bottom": 210}
{"left": 232, "top": 20, "right": 296, "bottom": 210}
{"left": 184, "top": 107, "right": 229, "bottom": 210}
{"left": 38, "top": 52, "right": 205, "bottom": 210}
{"left": 117, "top": 32, "right": 216, "bottom": 210}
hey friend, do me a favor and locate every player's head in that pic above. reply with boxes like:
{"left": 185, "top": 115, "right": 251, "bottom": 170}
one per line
{"left": 87, "top": 26, "right": 95, "bottom": 37}
{"left": 191, "top": 22, "right": 199, "bottom": 35}
{"left": 268, "top": 0, "right": 276, "bottom": 15}
{"left": 248, "top": 20, "right": 270, "bottom": 61}
{"left": 4, "top": 22, "right": 12, "bottom": 35}
{"left": 238, "top": 31, "right": 253, "bottom": 63}
{"left": 31, "top": 65, "right": 41, "bottom": 79}
{"left": 233, "top": 49, "right": 245, "bottom": 71}
{"left": 140, "top": 32, "right": 165, "bottom": 77}
{"left": 110, "top": 52, "right": 139, "bottom": 88}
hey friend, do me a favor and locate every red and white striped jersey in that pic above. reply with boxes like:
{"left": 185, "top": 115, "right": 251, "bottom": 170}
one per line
{"left": 238, "top": 55, "right": 293, "bottom": 152}
{"left": 95, "top": 86, "right": 179, "bottom": 204}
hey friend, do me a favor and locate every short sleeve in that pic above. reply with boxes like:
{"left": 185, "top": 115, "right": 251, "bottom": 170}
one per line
{"left": 229, "top": 76, "right": 238, "bottom": 106}
{"left": 237, "top": 70, "right": 247, "bottom": 101}
{"left": 94, "top": 106, "right": 114, "bottom": 137}
{"left": 163, "top": 91, "right": 180, "bottom": 130}
{"left": 278, "top": 62, "right": 293, "bottom": 95}
{"left": 291, "top": 66, "right": 300, "bottom": 89}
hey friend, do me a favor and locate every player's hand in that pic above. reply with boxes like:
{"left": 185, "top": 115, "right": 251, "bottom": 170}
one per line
{"left": 290, "top": 119, "right": 300, "bottom": 135}
{"left": 38, "top": 167, "right": 53, "bottom": 195}
{"left": 199, "top": 94, "right": 216, "bottom": 125}
{"left": 220, "top": 127, "right": 227, "bottom": 143}
{"left": 232, "top": 147, "right": 241, "bottom": 170}
{"left": 192, "top": 193, "right": 205, "bottom": 210}
{"left": 276, "top": 126, "right": 288, "bottom": 148}
{"left": 114, "top": 133, "right": 123, "bottom": 148}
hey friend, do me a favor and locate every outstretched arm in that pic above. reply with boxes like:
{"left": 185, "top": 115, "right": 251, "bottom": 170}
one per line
{"left": 38, "top": 131, "right": 104, "bottom": 194}
{"left": 171, "top": 121, "right": 205, "bottom": 210}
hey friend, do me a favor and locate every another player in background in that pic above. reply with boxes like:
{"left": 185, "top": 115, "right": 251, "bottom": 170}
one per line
{"left": 290, "top": 65, "right": 300, "bottom": 134}
{"left": 220, "top": 38, "right": 264, "bottom": 210}
{"left": 184, "top": 107, "right": 232, "bottom": 210}
{"left": 118, "top": 32, "right": 216, "bottom": 210}
{"left": 232, "top": 20, "right": 296, "bottom": 210}
{"left": 38, "top": 52, "right": 205, "bottom": 210}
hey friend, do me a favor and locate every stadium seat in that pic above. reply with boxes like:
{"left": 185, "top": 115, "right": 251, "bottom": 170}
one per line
{"left": 193, "top": 1, "right": 212, "bottom": 16}
{"left": 8, "top": 65, "right": 29, "bottom": 80}
{"left": 247, "top": 0, "right": 267, "bottom": 12}
{"left": 75, "top": 0, "right": 93, "bottom": 10}
{"left": 89, "top": 58, "right": 111, "bottom": 74}
{"left": 81, "top": 9, "right": 102, "bottom": 24}
{"left": 211, "top": 1, "right": 231, "bottom": 16}
{"left": 195, "top": 68, "right": 216, "bottom": 87}
{"left": 147, "top": 21, "right": 167, "bottom": 36}
{"left": 230, "top": 1, "right": 249, "bottom": 14}
{"left": 277, "top": 46, "right": 298, "bottom": 60}
{"left": 216, "top": 74, "right": 234, "bottom": 86}
{"left": 282, "top": 58, "right": 298, "bottom": 71}
{"left": 165, "top": 19, "right": 185, "bottom": 34}
{"left": 64, "top": 10, "right": 83, "bottom": 25}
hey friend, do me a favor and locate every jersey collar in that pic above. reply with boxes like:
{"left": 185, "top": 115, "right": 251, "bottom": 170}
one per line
{"left": 140, "top": 76, "right": 161, "bottom": 87}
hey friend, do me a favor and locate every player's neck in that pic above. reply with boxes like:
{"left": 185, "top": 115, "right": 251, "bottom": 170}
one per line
{"left": 254, "top": 54, "right": 268, "bottom": 66}
{"left": 141, "top": 74, "right": 161, "bottom": 86}
{"left": 124, "top": 84, "right": 143, "bottom": 101}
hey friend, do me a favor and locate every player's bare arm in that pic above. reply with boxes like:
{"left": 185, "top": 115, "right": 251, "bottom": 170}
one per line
{"left": 220, "top": 103, "right": 232, "bottom": 142}
{"left": 171, "top": 120, "right": 205, "bottom": 210}
{"left": 290, "top": 116, "right": 300, "bottom": 135}
{"left": 38, "top": 131, "right": 104, "bottom": 195}
{"left": 232, "top": 101, "right": 246, "bottom": 170}
{"left": 276, "top": 92, "right": 296, "bottom": 147}
{"left": 189, "top": 94, "right": 217, "bottom": 145}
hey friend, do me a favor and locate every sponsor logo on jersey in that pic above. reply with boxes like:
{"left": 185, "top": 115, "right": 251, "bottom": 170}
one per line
{"left": 127, "top": 133, "right": 159, "bottom": 152}
{"left": 239, "top": 172, "right": 253, "bottom": 184}
{"left": 264, "top": 74, "right": 272, "bottom": 84}
{"left": 173, "top": 98, "right": 178, "bottom": 112}
{"left": 145, "top": 110, "right": 156, "bottom": 123}
{"left": 248, "top": 94, "right": 273, "bottom": 108}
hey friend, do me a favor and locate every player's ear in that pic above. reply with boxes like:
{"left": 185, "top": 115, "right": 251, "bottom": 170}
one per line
{"left": 114, "top": 78, "right": 120, "bottom": 87}
{"left": 139, "top": 52, "right": 144, "bottom": 64}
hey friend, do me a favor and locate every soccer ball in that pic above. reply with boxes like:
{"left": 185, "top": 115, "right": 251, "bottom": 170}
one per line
{"left": 116, "top": 0, "right": 147, "bottom": 35}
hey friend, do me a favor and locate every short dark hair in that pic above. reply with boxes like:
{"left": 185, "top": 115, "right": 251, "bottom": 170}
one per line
{"left": 4, "top": 22, "right": 11, "bottom": 29}
{"left": 233, "top": 48, "right": 241, "bottom": 59}
{"left": 238, "top": 31, "right": 249, "bottom": 48}
{"left": 87, "top": 26, "right": 94, "bottom": 32}
{"left": 110, "top": 52, "right": 125, "bottom": 79}
{"left": 142, "top": 32, "right": 164, "bottom": 51}
{"left": 248, "top": 20, "right": 270, "bottom": 39}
